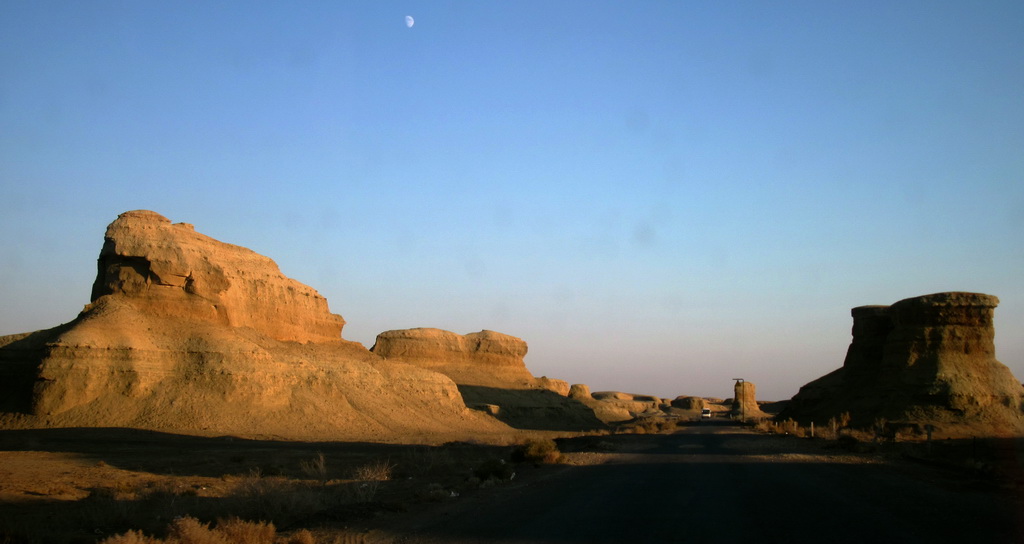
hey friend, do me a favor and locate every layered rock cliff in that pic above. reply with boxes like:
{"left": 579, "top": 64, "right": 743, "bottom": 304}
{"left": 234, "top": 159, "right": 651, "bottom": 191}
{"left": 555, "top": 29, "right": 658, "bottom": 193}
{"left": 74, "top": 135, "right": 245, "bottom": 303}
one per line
{"left": 779, "top": 292, "right": 1024, "bottom": 436}
{"left": 370, "top": 328, "right": 535, "bottom": 388}
{"left": 90, "top": 210, "right": 345, "bottom": 343}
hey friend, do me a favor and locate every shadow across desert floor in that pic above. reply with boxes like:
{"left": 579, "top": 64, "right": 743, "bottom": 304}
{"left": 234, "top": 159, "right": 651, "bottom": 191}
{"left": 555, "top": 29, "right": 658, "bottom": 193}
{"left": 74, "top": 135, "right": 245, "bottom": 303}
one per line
{"left": 0, "top": 427, "right": 526, "bottom": 543}
{"left": 2, "top": 425, "right": 1024, "bottom": 543}
{"left": 457, "top": 385, "right": 608, "bottom": 432}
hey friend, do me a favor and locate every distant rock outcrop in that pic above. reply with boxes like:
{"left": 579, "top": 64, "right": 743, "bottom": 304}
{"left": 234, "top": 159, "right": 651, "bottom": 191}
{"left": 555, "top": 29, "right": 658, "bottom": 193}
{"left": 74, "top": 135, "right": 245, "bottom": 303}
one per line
{"left": 671, "top": 396, "right": 705, "bottom": 411}
{"left": 731, "top": 381, "right": 763, "bottom": 419}
{"left": 370, "top": 328, "right": 535, "bottom": 388}
{"left": 779, "top": 292, "right": 1024, "bottom": 436}
{"left": 371, "top": 328, "right": 605, "bottom": 431}
{"left": 0, "top": 211, "right": 512, "bottom": 441}
{"left": 584, "top": 391, "right": 664, "bottom": 421}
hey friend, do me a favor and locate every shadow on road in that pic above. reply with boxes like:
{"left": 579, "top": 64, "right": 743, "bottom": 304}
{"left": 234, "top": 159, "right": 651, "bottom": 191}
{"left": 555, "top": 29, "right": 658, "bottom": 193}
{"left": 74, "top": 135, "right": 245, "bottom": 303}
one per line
{"left": 379, "top": 428, "right": 1024, "bottom": 544}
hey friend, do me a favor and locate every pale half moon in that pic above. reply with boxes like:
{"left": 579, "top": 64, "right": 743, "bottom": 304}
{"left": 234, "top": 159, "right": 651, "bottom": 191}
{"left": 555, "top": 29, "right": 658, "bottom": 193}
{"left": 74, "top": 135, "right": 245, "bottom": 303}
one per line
{"left": 405, "top": 15, "right": 414, "bottom": 28}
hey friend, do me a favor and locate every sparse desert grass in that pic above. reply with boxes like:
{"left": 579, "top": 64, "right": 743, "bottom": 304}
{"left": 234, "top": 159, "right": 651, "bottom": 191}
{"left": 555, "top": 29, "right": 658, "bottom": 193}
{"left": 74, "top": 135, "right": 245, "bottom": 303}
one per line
{"left": 99, "top": 516, "right": 316, "bottom": 544}
{"left": 351, "top": 459, "right": 395, "bottom": 481}
{"left": 0, "top": 434, "right": 543, "bottom": 542}
{"left": 299, "top": 452, "right": 329, "bottom": 487}
{"left": 348, "top": 459, "right": 396, "bottom": 502}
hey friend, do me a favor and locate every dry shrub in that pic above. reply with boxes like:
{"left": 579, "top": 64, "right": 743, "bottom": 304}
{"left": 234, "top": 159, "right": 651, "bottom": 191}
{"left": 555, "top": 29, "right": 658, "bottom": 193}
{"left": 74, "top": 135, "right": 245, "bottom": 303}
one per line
{"left": 352, "top": 460, "right": 395, "bottom": 481}
{"left": 101, "top": 517, "right": 302, "bottom": 544}
{"left": 513, "top": 438, "right": 562, "bottom": 465}
{"left": 299, "top": 452, "right": 328, "bottom": 486}
{"left": 283, "top": 529, "right": 316, "bottom": 544}
{"left": 349, "top": 460, "right": 395, "bottom": 502}
{"left": 101, "top": 530, "right": 159, "bottom": 544}
{"left": 214, "top": 517, "right": 276, "bottom": 544}
{"left": 166, "top": 516, "right": 229, "bottom": 544}
{"left": 778, "top": 418, "right": 806, "bottom": 437}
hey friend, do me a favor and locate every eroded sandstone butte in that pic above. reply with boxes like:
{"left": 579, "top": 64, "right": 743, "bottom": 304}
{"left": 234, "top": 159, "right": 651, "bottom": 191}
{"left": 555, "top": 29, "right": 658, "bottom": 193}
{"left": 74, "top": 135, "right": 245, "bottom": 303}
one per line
{"left": 370, "top": 328, "right": 604, "bottom": 430}
{"left": 371, "top": 328, "right": 535, "bottom": 388}
{"left": 779, "top": 292, "right": 1024, "bottom": 436}
{"left": 90, "top": 210, "right": 346, "bottom": 343}
{"left": 0, "top": 211, "right": 512, "bottom": 441}
{"left": 731, "top": 381, "right": 764, "bottom": 419}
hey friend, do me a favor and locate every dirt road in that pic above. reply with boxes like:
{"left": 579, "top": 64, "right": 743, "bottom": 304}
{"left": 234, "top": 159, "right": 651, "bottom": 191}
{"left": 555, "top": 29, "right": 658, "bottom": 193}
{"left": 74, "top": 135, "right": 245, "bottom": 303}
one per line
{"left": 369, "top": 422, "right": 1024, "bottom": 544}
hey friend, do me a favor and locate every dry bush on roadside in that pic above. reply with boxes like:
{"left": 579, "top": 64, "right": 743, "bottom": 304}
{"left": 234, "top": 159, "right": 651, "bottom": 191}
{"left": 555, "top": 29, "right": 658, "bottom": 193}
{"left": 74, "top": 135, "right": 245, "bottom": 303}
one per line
{"left": 777, "top": 418, "right": 806, "bottom": 437}
{"left": 815, "top": 424, "right": 838, "bottom": 440}
{"left": 513, "top": 438, "right": 562, "bottom": 465}
{"left": 101, "top": 530, "right": 160, "bottom": 544}
{"left": 283, "top": 529, "right": 316, "bottom": 544}
{"left": 166, "top": 516, "right": 229, "bottom": 544}
{"left": 214, "top": 517, "right": 276, "bottom": 544}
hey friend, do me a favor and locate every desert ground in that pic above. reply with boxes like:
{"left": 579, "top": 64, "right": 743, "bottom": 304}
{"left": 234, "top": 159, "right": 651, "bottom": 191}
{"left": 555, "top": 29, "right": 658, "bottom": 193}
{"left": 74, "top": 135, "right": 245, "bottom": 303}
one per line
{"left": 2, "top": 417, "right": 1022, "bottom": 544}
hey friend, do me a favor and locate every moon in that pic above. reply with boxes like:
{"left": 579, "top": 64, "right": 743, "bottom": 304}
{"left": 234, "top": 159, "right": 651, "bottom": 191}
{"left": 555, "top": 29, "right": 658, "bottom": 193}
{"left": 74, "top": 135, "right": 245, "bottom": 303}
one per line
{"left": 405, "top": 15, "right": 414, "bottom": 28}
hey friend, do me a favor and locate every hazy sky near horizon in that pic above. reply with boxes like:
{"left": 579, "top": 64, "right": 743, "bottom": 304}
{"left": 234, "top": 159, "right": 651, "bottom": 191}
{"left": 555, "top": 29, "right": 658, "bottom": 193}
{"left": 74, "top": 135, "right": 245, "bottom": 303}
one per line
{"left": 2, "top": 2, "right": 1022, "bottom": 401}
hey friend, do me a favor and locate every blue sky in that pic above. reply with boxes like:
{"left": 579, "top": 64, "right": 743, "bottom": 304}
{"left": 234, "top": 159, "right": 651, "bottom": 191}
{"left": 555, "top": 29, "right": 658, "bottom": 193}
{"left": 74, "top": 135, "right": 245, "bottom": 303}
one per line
{"left": 2, "top": 1, "right": 1022, "bottom": 401}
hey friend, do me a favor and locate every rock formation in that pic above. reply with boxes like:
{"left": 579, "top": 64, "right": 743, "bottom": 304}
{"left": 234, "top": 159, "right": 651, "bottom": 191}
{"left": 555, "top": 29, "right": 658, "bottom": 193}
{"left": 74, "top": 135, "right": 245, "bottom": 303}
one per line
{"left": 91, "top": 210, "right": 345, "bottom": 344}
{"left": 581, "top": 391, "right": 665, "bottom": 421}
{"left": 568, "top": 383, "right": 592, "bottom": 400}
{"left": 370, "top": 328, "right": 535, "bottom": 388}
{"left": 370, "top": 328, "right": 605, "bottom": 431}
{"left": 0, "top": 211, "right": 515, "bottom": 441}
{"left": 731, "top": 381, "right": 762, "bottom": 419}
{"left": 779, "top": 292, "right": 1024, "bottom": 436}
{"left": 671, "top": 396, "right": 705, "bottom": 411}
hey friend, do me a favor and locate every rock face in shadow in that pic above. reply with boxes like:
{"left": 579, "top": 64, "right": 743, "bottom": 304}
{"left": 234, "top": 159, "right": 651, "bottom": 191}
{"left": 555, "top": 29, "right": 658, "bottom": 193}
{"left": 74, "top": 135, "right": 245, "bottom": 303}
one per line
{"left": 0, "top": 211, "right": 512, "bottom": 441}
{"left": 779, "top": 292, "right": 1024, "bottom": 436}
{"left": 671, "top": 396, "right": 705, "bottom": 411}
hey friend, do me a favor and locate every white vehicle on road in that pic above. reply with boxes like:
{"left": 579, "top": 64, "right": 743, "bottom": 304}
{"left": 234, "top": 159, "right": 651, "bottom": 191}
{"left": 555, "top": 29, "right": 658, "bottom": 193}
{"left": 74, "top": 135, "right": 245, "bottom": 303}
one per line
{"left": 701, "top": 409, "right": 712, "bottom": 419}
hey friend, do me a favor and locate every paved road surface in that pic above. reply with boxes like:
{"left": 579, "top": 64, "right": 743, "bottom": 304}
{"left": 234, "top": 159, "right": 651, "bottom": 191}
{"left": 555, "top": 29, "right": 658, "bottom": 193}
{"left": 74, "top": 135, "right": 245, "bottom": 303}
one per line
{"left": 371, "top": 422, "right": 1023, "bottom": 544}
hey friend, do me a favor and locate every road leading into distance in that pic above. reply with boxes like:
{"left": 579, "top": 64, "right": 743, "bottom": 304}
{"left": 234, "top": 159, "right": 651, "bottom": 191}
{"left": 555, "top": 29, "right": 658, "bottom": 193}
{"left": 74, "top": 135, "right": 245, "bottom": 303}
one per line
{"left": 369, "top": 422, "right": 1023, "bottom": 544}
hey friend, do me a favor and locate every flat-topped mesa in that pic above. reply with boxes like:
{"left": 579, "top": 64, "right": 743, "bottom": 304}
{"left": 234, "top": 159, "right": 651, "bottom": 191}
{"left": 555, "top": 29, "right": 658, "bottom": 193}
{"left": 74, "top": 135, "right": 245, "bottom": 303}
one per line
{"left": 883, "top": 292, "right": 1010, "bottom": 410}
{"left": 370, "top": 328, "right": 534, "bottom": 387}
{"left": 779, "top": 292, "right": 1024, "bottom": 435}
{"left": 90, "top": 210, "right": 345, "bottom": 343}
